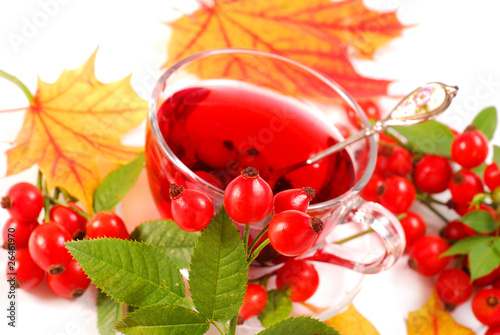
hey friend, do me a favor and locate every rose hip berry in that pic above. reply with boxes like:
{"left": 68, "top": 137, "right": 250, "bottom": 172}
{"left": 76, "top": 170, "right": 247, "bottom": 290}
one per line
{"left": 238, "top": 284, "right": 268, "bottom": 323}
{"left": 361, "top": 175, "right": 384, "bottom": 202}
{"left": 442, "top": 220, "right": 472, "bottom": 241}
{"left": 47, "top": 259, "right": 91, "bottom": 299}
{"left": 29, "top": 222, "right": 73, "bottom": 275}
{"left": 224, "top": 167, "right": 273, "bottom": 224}
{"left": 276, "top": 259, "right": 319, "bottom": 302}
{"left": 452, "top": 127, "right": 489, "bottom": 168}
{"left": 486, "top": 325, "right": 500, "bottom": 335}
{"left": 472, "top": 288, "right": 500, "bottom": 327}
{"left": 449, "top": 170, "right": 484, "bottom": 205}
{"left": 408, "top": 235, "right": 451, "bottom": 276}
{"left": 268, "top": 210, "right": 323, "bottom": 257}
{"left": 2, "top": 217, "right": 38, "bottom": 249}
{"left": 7, "top": 249, "right": 44, "bottom": 290}
{"left": 273, "top": 187, "right": 315, "bottom": 215}
{"left": 169, "top": 183, "right": 214, "bottom": 232}
{"left": 399, "top": 212, "right": 426, "bottom": 250}
{"left": 485, "top": 163, "right": 500, "bottom": 191}
{"left": 86, "top": 212, "right": 129, "bottom": 239}
{"left": 378, "top": 176, "right": 416, "bottom": 214}
{"left": 435, "top": 268, "right": 473, "bottom": 311}
{"left": 383, "top": 146, "right": 413, "bottom": 177}
{"left": 1, "top": 182, "right": 44, "bottom": 222}
{"left": 50, "top": 204, "right": 87, "bottom": 240}
{"left": 413, "top": 155, "right": 453, "bottom": 193}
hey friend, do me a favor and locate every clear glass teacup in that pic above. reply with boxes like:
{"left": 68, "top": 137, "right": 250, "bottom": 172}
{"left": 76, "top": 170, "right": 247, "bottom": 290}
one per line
{"left": 145, "top": 48, "right": 405, "bottom": 319}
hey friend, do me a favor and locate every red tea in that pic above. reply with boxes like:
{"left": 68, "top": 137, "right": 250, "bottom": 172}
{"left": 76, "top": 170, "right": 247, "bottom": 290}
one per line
{"left": 146, "top": 81, "right": 354, "bottom": 217}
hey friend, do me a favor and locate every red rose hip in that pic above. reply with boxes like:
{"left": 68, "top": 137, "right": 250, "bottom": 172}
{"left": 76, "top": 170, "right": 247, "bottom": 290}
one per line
{"left": 223, "top": 167, "right": 273, "bottom": 224}
{"left": 238, "top": 284, "right": 268, "bottom": 323}
{"left": 29, "top": 222, "right": 73, "bottom": 275}
{"left": 169, "top": 184, "right": 214, "bottom": 232}
{"left": 86, "top": 212, "right": 129, "bottom": 239}
{"left": 452, "top": 127, "right": 489, "bottom": 168}
{"left": 268, "top": 210, "right": 323, "bottom": 257}
{"left": 1, "top": 182, "right": 44, "bottom": 222}
{"left": 7, "top": 249, "right": 44, "bottom": 290}
{"left": 47, "top": 259, "right": 91, "bottom": 299}
{"left": 413, "top": 155, "right": 453, "bottom": 193}
{"left": 472, "top": 288, "right": 500, "bottom": 327}
{"left": 408, "top": 235, "right": 451, "bottom": 276}
{"left": 273, "top": 187, "right": 315, "bottom": 215}
{"left": 276, "top": 259, "right": 319, "bottom": 302}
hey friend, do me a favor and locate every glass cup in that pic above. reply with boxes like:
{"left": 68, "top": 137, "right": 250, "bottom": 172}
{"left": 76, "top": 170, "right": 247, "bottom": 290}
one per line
{"left": 145, "top": 49, "right": 406, "bottom": 317}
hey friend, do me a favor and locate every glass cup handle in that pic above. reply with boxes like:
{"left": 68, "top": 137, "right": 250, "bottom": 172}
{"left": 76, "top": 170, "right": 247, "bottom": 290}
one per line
{"left": 306, "top": 200, "right": 406, "bottom": 274}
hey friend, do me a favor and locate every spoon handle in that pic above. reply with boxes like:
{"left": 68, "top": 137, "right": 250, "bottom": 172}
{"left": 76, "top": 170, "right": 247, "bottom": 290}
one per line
{"left": 306, "top": 121, "right": 385, "bottom": 165}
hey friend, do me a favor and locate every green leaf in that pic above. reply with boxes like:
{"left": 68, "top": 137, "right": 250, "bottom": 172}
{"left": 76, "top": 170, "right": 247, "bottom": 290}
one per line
{"left": 130, "top": 220, "right": 198, "bottom": 269}
{"left": 256, "top": 316, "right": 339, "bottom": 335}
{"left": 97, "top": 289, "right": 123, "bottom": 335}
{"left": 391, "top": 120, "right": 454, "bottom": 157}
{"left": 115, "top": 304, "right": 209, "bottom": 335}
{"left": 441, "top": 236, "right": 491, "bottom": 256}
{"left": 469, "top": 237, "right": 500, "bottom": 281}
{"left": 494, "top": 145, "right": 500, "bottom": 167}
{"left": 66, "top": 238, "right": 188, "bottom": 307}
{"left": 189, "top": 206, "right": 248, "bottom": 322}
{"left": 459, "top": 210, "right": 499, "bottom": 233}
{"left": 93, "top": 151, "right": 144, "bottom": 212}
{"left": 472, "top": 164, "right": 487, "bottom": 178}
{"left": 258, "top": 290, "right": 293, "bottom": 327}
{"left": 472, "top": 106, "right": 497, "bottom": 140}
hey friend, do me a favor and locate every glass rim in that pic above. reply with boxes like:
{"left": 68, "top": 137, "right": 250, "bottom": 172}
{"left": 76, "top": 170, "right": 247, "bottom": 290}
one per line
{"left": 148, "top": 48, "right": 377, "bottom": 209}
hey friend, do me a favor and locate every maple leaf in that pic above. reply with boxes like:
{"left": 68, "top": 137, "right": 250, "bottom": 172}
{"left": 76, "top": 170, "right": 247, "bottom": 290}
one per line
{"left": 6, "top": 51, "right": 147, "bottom": 212}
{"left": 325, "top": 304, "right": 379, "bottom": 334}
{"left": 407, "top": 292, "right": 475, "bottom": 335}
{"left": 165, "top": 0, "right": 405, "bottom": 98}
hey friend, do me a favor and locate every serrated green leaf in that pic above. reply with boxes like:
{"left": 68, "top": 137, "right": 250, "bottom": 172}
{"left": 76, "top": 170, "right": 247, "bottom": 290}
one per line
{"left": 391, "top": 120, "right": 453, "bottom": 157}
{"left": 469, "top": 237, "right": 500, "bottom": 281}
{"left": 93, "top": 152, "right": 144, "bottom": 212}
{"left": 256, "top": 316, "right": 339, "bottom": 335}
{"left": 115, "top": 304, "right": 209, "bottom": 335}
{"left": 258, "top": 290, "right": 292, "bottom": 327}
{"left": 97, "top": 289, "right": 123, "bottom": 335}
{"left": 66, "top": 238, "right": 188, "bottom": 308}
{"left": 472, "top": 106, "right": 497, "bottom": 140}
{"left": 130, "top": 220, "right": 198, "bottom": 269}
{"left": 459, "top": 210, "right": 499, "bottom": 233}
{"left": 441, "top": 236, "right": 491, "bottom": 256}
{"left": 189, "top": 206, "right": 248, "bottom": 322}
{"left": 494, "top": 145, "right": 500, "bottom": 167}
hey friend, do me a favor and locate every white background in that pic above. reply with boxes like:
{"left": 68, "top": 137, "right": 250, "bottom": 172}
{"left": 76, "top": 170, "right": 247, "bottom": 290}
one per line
{"left": 1, "top": 0, "right": 500, "bottom": 334}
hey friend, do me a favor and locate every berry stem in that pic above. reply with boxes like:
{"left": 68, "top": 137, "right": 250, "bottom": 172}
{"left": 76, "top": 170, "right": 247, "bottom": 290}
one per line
{"left": 416, "top": 194, "right": 449, "bottom": 223}
{"left": 49, "top": 198, "right": 90, "bottom": 219}
{"left": 248, "top": 225, "right": 269, "bottom": 253}
{"left": 37, "top": 170, "right": 43, "bottom": 191}
{"left": 248, "top": 239, "right": 271, "bottom": 264}
{"left": 43, "top": 197, "right": 51, "bottom": 222}
{"left": 0, "top": 69, "right": 34, "bottom": 103}
{"left": 244, "top": 224, "right": 250, "bottom": 256}
{"left": 334, "top": 228, "right": 374, "bottom": 244}
{"left": 209, "top": 321, "right": 224, "bottom": 335}
{"left": 53, "top": 187, "right": 61, "bottom": 200}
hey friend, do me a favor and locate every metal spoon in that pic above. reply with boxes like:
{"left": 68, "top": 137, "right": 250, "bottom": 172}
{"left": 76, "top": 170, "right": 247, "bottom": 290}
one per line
{"left": 279, "top": 82, "right": 459, "bottom": 176}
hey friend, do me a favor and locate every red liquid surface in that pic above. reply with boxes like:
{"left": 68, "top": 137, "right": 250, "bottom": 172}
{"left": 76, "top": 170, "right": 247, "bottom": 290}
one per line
{"left": 147, "top": 82, "right": 354, "bottom": 214}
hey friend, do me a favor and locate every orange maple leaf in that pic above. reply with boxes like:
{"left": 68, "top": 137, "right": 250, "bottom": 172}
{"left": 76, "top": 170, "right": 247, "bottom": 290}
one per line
{"left": 326, "top": 303, "right": 380, "bottom": 334}
{"left": 165, "top": 0, "right": 405, "bottom": 98}
{"left": 407, "top": 292, "right": 475, "bottom": 335}
{"left": 6, "top": 51, "right": 147, "bottom": 212}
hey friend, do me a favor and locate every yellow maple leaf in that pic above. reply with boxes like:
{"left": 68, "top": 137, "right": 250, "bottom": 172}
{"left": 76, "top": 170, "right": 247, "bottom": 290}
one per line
{"left": 326, "top": 303, "right": 380, "bottom": 334}
{"left": 407, "top": 292, "right": 475, "bottom": 335}
{"left": 166, "top": 0, "right": 405, "bottom": 98}
{"left": 6, "top": 50, "right": 147, "bottom": 212}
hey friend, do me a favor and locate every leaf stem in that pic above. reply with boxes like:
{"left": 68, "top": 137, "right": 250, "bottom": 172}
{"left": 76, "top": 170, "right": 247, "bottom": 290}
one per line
{"left": 210, "top": 321, "right": 224, "bottom": 335}
{"left": 334, "top": 228, "right": 374, "bottom": 244}
{"left": 248, "top": 239, "right": 270, "bottom": 264}
{"left": 244, "top": 224, "right": 250, "bottom": 256}
{"left": 49, "top": 197, "right": 90, "bottom": 219}
{"left": 228, "top": 315, "right": 238, "bottom": 335}
{"left": 37, "top": 170, "right": 43, "bottom": 191}
{"left": 0, "top": 69, "right": 33, "bottom": 103}
{"left": 0, "top": 106, "right": 29, "bottom": 113}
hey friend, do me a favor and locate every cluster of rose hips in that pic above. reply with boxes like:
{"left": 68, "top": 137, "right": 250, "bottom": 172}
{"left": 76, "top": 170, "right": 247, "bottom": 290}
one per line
{"left": 2, "top": 181, "right": 130, "bottom": 299}
{"left": 168, "top": 166, "right": 323, "bottom": 323}
{"left": 362, "top": 125, "right": 500, "bottom": 331}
